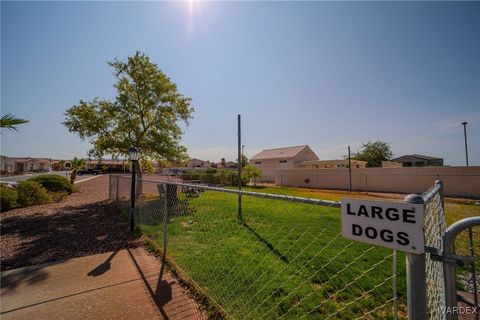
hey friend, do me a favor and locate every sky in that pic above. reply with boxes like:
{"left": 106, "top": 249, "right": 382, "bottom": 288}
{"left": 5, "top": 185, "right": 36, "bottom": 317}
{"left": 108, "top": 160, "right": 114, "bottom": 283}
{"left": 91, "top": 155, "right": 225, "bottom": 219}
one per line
{"left": 1, "top": 1, "right": 479, "bottom": 165}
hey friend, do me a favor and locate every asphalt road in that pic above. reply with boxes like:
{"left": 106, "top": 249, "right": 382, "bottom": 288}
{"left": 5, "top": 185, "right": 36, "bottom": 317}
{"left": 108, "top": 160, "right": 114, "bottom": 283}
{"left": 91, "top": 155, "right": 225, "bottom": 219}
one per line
{"left": 0, "top": 171, "right": 101, "bottom": 183}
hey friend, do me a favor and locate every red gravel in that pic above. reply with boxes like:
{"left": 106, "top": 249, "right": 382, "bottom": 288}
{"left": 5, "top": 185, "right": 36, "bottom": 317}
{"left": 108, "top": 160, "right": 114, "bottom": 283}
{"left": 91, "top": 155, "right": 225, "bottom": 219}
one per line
{"left": 1, "top": 175, "right": 139, "bottom": 271}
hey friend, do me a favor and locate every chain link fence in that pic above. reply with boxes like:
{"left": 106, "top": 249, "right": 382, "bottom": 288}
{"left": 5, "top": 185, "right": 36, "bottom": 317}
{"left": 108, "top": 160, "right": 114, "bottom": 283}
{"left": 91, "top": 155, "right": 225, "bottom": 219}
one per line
{"left": 110, "top": 175, "right": 406, "bottom": 319}
{"left": 108, "top": 175, "right": 477, "bottom": 319}
{"left": 422, "top": 182, "right": 447, "bottom": 320}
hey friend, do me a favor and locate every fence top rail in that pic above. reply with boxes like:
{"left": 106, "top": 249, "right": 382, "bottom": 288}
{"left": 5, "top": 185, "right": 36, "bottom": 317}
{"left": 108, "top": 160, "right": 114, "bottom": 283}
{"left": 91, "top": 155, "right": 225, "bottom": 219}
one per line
{"left": 138, "top": 178, "right": 342, "bottom": 208}
{"left": 421, "top": 180, "right": 442, "bottom": 203}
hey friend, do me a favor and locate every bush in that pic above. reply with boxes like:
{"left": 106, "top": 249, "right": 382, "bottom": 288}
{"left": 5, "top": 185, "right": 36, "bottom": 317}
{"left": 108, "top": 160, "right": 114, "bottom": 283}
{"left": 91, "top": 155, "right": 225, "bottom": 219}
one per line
{"left": 17, "top": 181, "right": 52, "bottom": 207}
{"left": 181, "top": 169, "right": 248, "bottom": 186}
{"left": 1, "top": 186, "right": 18, "bottom": 211}
{"left": 241, "top": 165, "right": 263, "bottom": 186}
{"left": 27, "top": 174, "right": 74, "bottom": 193}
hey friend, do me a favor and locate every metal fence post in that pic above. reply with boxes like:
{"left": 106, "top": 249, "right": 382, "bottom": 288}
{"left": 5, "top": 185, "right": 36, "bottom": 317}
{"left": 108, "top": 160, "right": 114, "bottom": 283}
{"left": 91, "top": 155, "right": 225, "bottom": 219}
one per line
{"left": 404, "top": 194, "right": 428, "bottom": 320}
{"left": 237, "top": 114, "right": 242, "bottom": 220}
{"left": 158, "top": 183, "right": 168, "bottom": 282}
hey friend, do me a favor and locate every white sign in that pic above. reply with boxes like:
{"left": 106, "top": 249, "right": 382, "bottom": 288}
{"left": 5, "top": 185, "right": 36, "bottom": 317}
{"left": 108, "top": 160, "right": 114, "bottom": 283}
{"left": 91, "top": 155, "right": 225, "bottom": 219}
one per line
{"left": 341, "top": 199, "right": 425, "bottom": 254}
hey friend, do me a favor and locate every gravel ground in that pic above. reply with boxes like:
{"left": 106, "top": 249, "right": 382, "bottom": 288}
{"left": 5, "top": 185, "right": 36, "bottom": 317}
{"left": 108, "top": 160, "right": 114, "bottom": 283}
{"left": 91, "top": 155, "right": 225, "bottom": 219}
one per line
{"left": 1, "top": 175, "right": 139, "bottom": 271}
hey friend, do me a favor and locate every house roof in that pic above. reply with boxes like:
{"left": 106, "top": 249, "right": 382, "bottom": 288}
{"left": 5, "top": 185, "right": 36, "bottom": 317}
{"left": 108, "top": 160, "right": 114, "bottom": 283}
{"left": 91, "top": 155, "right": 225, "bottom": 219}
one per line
{"left": 190, "top": 158, "right": 209, "bottom": 163}
{"left": 3, "top": 157, "right": 52, "bottom": 162}
{"left": 251, "top": 145, "right": 310, "bottom": 160}
{"left": 392, "top": 154, "right": 443, "bottom": 161}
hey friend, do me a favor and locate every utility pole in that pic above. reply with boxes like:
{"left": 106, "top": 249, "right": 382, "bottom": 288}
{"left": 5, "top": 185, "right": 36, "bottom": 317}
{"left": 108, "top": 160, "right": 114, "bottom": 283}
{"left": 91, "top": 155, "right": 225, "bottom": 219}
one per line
{"left": 462, "top": 122, "right": 469, "bottom": 166}
{"left": 237, "top": 114, "right": 242, "bottom": 220}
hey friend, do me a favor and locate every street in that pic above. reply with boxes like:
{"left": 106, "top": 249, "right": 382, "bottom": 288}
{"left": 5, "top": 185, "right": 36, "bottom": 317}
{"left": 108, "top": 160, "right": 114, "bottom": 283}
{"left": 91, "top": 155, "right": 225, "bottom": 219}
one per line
{"left": 0, "top": 171, "right": 102, "bottom": 183}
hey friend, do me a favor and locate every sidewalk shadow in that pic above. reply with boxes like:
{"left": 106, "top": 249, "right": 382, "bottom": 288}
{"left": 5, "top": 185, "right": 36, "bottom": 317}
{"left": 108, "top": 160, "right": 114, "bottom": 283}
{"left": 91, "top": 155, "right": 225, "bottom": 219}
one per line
{"left": 1, "top": 264, "right": 49, "bottom": 293}
{"left": 127, "top": 249, "right": 173, "bottom": 320}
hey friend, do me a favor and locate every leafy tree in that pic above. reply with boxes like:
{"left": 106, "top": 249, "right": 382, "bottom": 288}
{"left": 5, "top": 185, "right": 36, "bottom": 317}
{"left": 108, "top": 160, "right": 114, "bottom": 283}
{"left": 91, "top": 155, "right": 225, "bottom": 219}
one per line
{"left": 241, "top": 165, "right": 262, "bottom": 186}
{"left": 351, "top": 140, "right": 393, "bottom": 167}
{"left": 63, "top": 52, "right": 193, "bottom": 185}
{"left": 0, "top": 114, "right": 29, "bottom": 131}
{"left": 236, "top": 155, "right": 248, "bottom": 168}
{"left": 141, "top": 159, "right": 156, "bottom": 173}
{"left": 220, "top": 158, "right": 226, "bottom": 168}
{"left": 241, "top": 155, "right": 248, "bottom": 168}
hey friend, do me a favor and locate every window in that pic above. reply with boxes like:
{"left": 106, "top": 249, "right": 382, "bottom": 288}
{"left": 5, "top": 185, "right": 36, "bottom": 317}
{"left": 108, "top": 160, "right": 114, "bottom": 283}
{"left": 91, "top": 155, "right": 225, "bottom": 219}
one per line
{"left": 279, "top": 160, "right": 287, "bottom": 163}
{"left": 255, "top": 161, "right": 262, "bottom": 164}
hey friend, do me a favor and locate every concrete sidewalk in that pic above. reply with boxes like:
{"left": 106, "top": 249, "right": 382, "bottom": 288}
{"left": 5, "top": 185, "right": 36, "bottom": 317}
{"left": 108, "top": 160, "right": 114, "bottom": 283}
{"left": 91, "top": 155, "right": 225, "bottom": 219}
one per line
{"left": 1, "top": 247, "right": 203, "bottom": 320}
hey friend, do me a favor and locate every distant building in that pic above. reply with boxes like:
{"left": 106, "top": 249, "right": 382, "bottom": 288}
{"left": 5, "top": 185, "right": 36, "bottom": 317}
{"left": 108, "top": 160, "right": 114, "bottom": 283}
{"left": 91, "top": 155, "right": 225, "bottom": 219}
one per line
{"left": 52, "top": 159, "right": 72, "bottom": 170}
{"left": 250, "top": 145, "right": 319, "bottom": 181}
{"left": 0, "top": 156, "right": 52, "bottom": 173}
{"left": 225, "top": 161, "right": 237, "bottom": 168}
{"left": 186, "top": 158, "right": 210, "bottom": 168}
{"left": 391, "top": 154, "right": 444, "bottom": 167}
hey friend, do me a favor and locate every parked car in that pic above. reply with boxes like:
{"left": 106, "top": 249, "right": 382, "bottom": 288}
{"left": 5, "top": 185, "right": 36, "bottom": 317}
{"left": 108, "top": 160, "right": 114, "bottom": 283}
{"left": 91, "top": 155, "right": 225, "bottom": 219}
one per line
{"left": 77, "top": 169, "right": 103, "bottom": 176}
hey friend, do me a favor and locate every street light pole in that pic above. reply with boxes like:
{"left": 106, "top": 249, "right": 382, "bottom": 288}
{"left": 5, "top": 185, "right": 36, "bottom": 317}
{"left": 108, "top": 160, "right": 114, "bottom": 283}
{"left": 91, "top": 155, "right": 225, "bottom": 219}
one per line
{"left": 462, "top": 122, "right": 469, "bottom": 167}
{"left": 129, "top": 147, "right": 140, "bottom": 232}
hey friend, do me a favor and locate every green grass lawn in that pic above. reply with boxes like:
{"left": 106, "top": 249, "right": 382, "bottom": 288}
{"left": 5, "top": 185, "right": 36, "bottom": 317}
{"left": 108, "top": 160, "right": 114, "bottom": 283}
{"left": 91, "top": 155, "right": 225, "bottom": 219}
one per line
{"left": 125, "top": 182, "right": 480, "bottom": 319}
{"left": 137, "top": 188, "right": 408, "bottom": 319}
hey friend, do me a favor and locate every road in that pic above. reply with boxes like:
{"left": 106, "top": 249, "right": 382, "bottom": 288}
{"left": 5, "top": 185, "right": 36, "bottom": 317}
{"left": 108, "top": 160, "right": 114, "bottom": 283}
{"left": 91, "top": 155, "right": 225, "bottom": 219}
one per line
{"left": 0, "top": 171, "right": 102, "bottom": 183}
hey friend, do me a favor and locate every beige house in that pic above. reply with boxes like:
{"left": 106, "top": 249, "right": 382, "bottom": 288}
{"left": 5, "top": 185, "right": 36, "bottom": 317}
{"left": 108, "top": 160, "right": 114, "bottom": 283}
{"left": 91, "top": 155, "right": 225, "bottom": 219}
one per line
{"left": 186, "top": 158, "right": 210, "bottom": 168}
{"left": 250, "top": 145, "right": 319, "bottom": 181}
{"left": 392, "top": 154, "right": 444, "bottom": 167}
{"left": 0, "top": 156, "right": 52, "bottom": 173}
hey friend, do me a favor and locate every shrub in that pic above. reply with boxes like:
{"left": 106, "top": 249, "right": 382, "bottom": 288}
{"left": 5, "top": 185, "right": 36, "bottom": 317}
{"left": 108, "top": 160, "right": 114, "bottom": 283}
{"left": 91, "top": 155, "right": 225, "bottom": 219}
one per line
{"left": 241, "top": 165, "right": 263, "bottom": 186}
{"left": 17, "top": 181, "right": 52, "bottom": 207}
{"left": 180, "top": 169, "right": 247, "bottom": 186}
{"left": 27, "top": 174, "right": 74, "bottom": 193}
{"left": 1, "top": 186, "right": 18, "bottom": 211}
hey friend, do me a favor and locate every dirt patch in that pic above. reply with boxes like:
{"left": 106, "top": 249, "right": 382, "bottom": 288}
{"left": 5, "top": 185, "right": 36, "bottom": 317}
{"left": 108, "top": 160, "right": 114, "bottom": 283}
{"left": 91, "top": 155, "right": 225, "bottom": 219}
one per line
{"left": 1, "top": 175, "right": 139, "bottom": 271}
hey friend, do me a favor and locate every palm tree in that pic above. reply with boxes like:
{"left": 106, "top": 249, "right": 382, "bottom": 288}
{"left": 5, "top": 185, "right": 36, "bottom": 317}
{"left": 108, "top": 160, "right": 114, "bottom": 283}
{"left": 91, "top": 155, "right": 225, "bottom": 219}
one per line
{"left": 69, "top": 157, "right": 86, "bottom": 184}
{"left": 0, "top": 114, "right": 29, "bottom": 131}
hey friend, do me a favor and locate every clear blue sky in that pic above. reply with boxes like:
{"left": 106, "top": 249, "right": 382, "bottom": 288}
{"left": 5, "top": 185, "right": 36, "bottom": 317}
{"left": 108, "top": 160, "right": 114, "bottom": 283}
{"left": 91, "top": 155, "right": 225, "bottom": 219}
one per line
{"left": 1, "top": 1, "right": 479, "bottom": 165}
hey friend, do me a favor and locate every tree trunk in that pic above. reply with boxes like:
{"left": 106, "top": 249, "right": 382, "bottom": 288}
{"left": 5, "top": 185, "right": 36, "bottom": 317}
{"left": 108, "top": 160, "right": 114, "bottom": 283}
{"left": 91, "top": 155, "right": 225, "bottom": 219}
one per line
{"left": 70, "top": 169, "right": 77, "bottom": 185}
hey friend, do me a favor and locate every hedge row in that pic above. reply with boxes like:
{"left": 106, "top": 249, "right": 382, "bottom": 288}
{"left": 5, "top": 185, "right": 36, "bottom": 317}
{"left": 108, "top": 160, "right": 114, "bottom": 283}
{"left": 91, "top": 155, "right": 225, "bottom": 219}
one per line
{"left": 0, "top": 174, "right": 75, "bottom": 212}
{"left": 181, "top": 169, "right": 248, "bottom": 186}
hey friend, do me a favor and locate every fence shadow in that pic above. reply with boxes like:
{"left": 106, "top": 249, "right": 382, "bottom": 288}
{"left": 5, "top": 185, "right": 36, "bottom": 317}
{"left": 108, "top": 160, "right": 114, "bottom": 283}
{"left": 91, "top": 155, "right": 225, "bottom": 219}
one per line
{"left": 239, "top": 217, "right": 289, "bottom": 263}
{"left": 127, "top": 249, "right": 173, "bottom": 320}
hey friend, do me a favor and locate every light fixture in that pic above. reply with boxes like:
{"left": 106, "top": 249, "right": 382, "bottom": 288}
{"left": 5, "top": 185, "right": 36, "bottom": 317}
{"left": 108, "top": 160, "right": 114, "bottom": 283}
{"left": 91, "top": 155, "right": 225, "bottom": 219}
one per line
{"left": 129, "top": 147, "right": 140, "bottom": 161}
